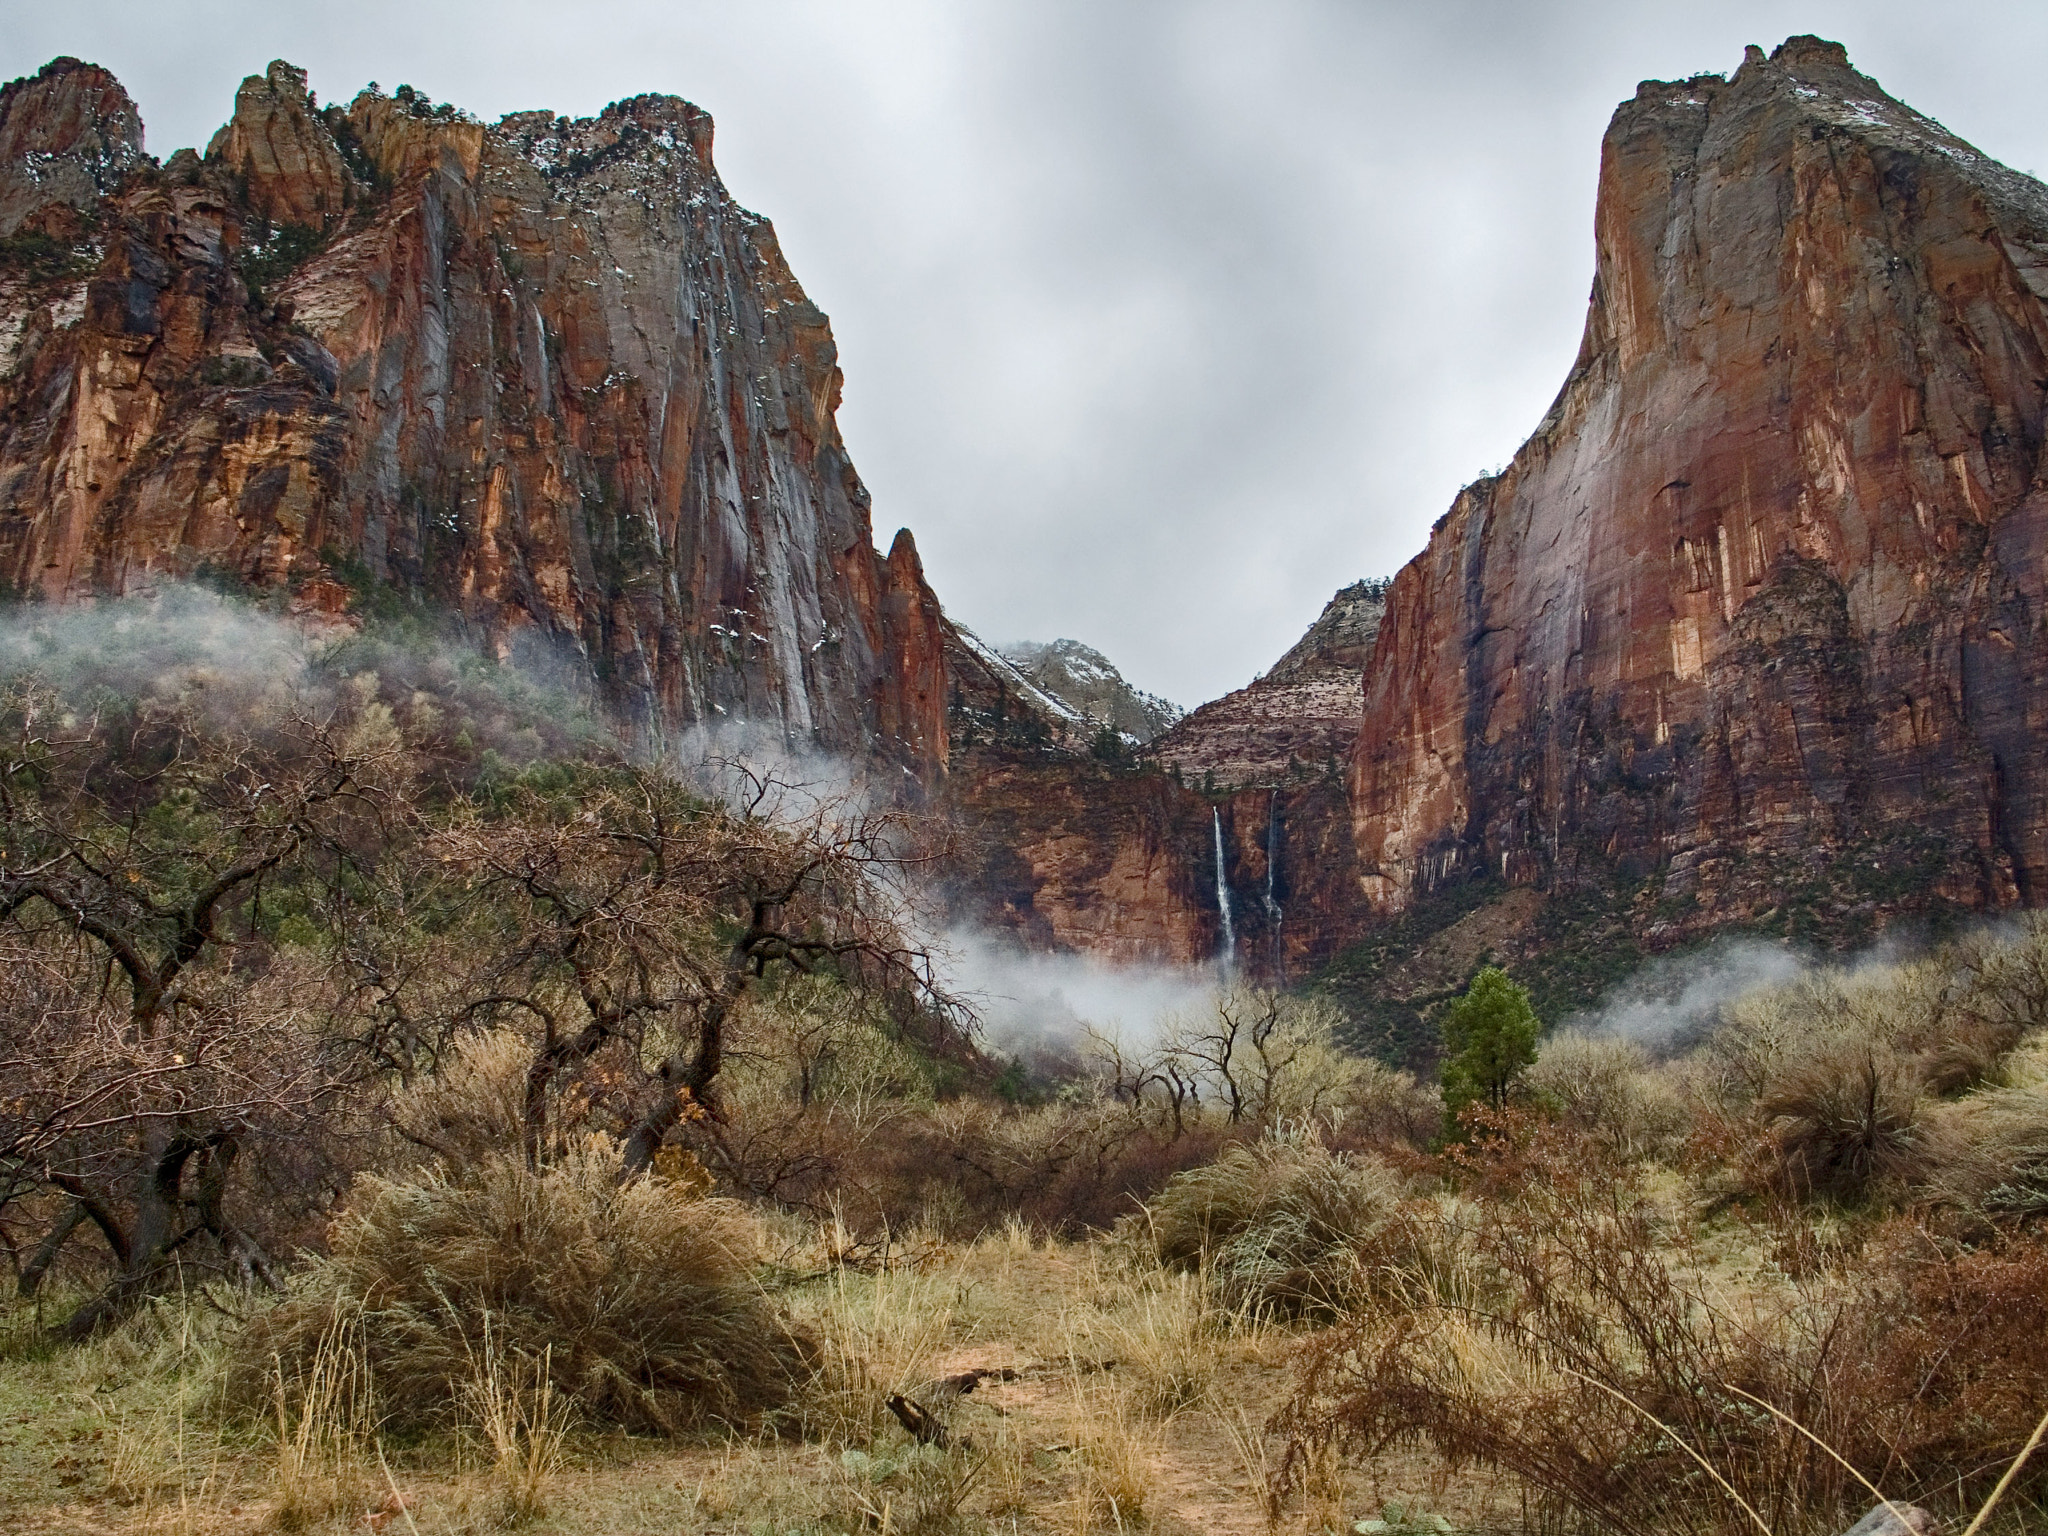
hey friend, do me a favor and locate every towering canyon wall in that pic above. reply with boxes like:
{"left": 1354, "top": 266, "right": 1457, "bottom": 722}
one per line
{"left": 1354, "top": 37, "right": 2048, "bottom": 933}
{"left": 0, "top": 58, "right": 946, "bottom": 770}
{"left": 938, "top": 588, "right": 1381, "bottom": 976}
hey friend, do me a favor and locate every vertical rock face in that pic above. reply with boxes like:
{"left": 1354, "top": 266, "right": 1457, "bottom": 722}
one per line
{"left": 0, "top": 60, "right": 947, "bottom": 774}
{"left": 943, "top": 751, "right": 1223, "bottom": 964}
{"left": 1354, "top": 37, "right": 2048, "bottom": 927}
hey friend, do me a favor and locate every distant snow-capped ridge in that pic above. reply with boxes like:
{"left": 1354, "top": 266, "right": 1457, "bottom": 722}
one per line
{"left": 997, "top": 638, "right": 1182, "bottom": 744}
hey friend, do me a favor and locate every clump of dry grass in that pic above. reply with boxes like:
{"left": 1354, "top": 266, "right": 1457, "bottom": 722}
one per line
{"left": 464, "top": 1320, "right": 571, "bottom": 1524}
{"left": 794, "top": 1248, "right": 958, "bottom": 1446}
{"left": 1919, "top": 1038, "right": 2048, "bottom": 1226}
{"left": 269, "top": 1311, "right": 378, "bottom": 1530}
{"left": 232, "top": 1136, "right": 808, "bottom": 1437}
{"left": 1134, "top": 1137, "right": 1415, "bottom": 1319}
{"left": 1102, "top": 1270, "right": 1216, "bottom": 1420}
{"left": 1754, "top": 1042, "right": 1924, "bottom": 1202}
{"left": 1065, "top": 1371, "right": 1156, "bottom": 1532}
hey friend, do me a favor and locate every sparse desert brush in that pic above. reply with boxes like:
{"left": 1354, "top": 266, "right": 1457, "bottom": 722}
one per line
{"left": 1276, "top": 1118, "right": 2048, "bottom": 1536}
{"left": 1325, "top": 1056, "right": 1445, "bottom": 1153}
{"left": 872, "top": 1097, "right": 1230, "bottom": 1238}
{"left": 1525, "top": 1029, "right": 1688, "bottom": 1160}
{"left": 1133, "top": 1137, "right": 1418, "bottom": 1319}
{"left": 1691, "top": 963, "right": 1954, "bottom": 1205}
{"left": 230, "top": 1135, "right": 810, "bottom": 1436}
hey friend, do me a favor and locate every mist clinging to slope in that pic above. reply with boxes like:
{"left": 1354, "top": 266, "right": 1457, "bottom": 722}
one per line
{"left": 937, "top": 927, "right": 1222, "bottom": 1059}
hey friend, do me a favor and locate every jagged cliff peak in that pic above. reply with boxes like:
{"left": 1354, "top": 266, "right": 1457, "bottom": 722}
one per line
{"left": 0, "top": 58, "right": 146, "bottom": 238}
{"left": 1152, "top": 577, "right": 1386, "bottom": 790}
{"left": 204, "top": 61, "right": 358, "bottom": 233}
{"left": 0, "top": 55, "right": 949, "bottom": 777}
{"left": 1264, "top": 578, "right": 1389, "bottom": 684}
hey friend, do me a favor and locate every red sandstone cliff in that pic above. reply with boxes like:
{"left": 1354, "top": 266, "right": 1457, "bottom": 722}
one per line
{"left": 1354, "top": 37, "right": 2048, "bottom": 930}
{"left": 0, "top": 57, "right": 946, "bottom": 772}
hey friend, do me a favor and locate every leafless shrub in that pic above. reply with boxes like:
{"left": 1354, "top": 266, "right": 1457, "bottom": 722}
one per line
{"left": 1277, "top": 1118, "right": 2048, "bottom": 1536}
{"left": 0, "top": 682, "right": 400, "bottom": 1332}
{"left": 1526, "top": 1030, "right": 1688, "bottom": 1161}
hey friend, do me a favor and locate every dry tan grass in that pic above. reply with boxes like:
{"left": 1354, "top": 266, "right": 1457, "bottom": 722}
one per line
{"left": 231, "top": 1136, "right": 808, "bottom": 1437}
{"left": 1135, "top": 1136, "right": 1417, "bottom": 1321}
{"left": 267, "top": 1311, "right": 377, "bottom": 1530}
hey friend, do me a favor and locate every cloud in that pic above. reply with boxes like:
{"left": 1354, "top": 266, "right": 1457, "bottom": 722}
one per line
{"left": 1562, "top": 937, "right": 1811, "bottom": 1051}
{"left": 0, "top": 585, "right": 312, "bottom": 719}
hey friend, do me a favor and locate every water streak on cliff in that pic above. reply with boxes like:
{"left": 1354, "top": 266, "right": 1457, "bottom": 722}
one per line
{"left": 1263, "top": 789, "right": 1284, "bottom": 975}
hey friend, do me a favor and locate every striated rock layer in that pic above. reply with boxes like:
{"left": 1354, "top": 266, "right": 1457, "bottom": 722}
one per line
{"left": 1354, "top": 37, "right": 2048, "bottom": 933}
{"left": 1153, "top": 579, "right": 1386, "bottom": 789}
{"left": 0, "top": 58, "right": 947, "bottom": 772}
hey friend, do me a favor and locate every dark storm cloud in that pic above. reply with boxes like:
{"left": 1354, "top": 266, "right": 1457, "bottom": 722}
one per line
{"left": 6, "top": 1, "right": 2047, "bottom": 706}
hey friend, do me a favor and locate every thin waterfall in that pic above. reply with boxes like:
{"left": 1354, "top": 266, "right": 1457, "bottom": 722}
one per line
{"left": 1253, "top": 798, "right": 1286, "bottom": 978}
{"left": 1262, "top": 790, "right": 1283, "bottom": 926}
{"left": 1212, "top": 808, "right": 1237, "bottom": 972}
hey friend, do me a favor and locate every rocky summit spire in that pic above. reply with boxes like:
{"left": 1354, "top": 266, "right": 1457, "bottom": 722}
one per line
{"left": 0, "top": 58, "right": 145, "bottom": 237}
{"left": 205, "top": 61, "right": 358, "bottom": 232}
{"left": 1353, "top": 36, "right": 2048, "bottom": 926}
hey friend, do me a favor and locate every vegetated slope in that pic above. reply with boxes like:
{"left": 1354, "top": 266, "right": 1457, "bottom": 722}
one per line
{"left": 0, "top": 58, "right": 946, "bottom": 770}
{"left": 1355, "top": 36, "right": 2048, "bottom": 935}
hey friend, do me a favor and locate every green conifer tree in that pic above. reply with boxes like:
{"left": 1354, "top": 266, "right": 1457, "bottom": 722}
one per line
{"left": 1439, "top": 965, "right": 1539, "bottom": 1120}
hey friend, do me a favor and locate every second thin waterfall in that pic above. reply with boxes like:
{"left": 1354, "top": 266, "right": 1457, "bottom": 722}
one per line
{"left": 1212, "top": 807, "right": 1237, "bottom": 973}
{"left": 1263, "top": 790, "right": 1284, "bottom": 975}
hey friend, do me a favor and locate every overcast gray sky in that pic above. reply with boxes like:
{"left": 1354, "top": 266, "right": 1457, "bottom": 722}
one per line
{"left": 6, "top": 2, "right": 2047, "bottom": 707}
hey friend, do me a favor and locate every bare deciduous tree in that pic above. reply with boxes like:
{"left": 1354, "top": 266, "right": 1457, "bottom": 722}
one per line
{"left": 0, "top": 684, "right": 402, "bottom": 1334}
